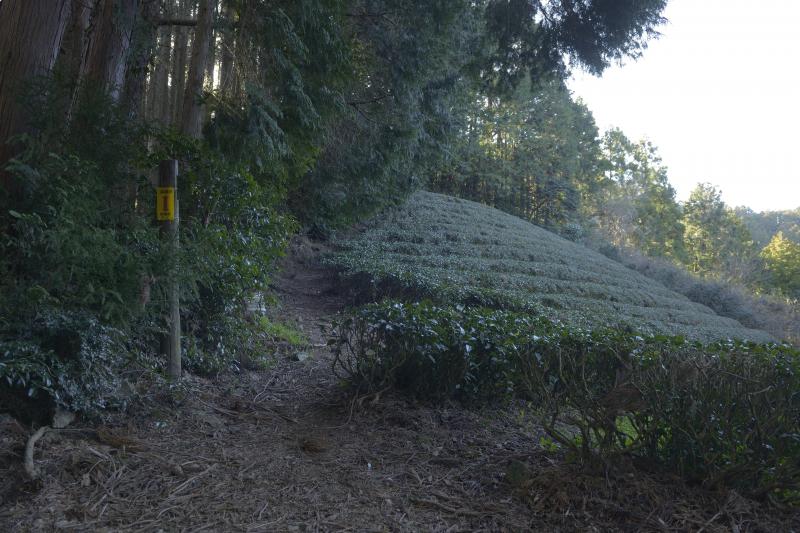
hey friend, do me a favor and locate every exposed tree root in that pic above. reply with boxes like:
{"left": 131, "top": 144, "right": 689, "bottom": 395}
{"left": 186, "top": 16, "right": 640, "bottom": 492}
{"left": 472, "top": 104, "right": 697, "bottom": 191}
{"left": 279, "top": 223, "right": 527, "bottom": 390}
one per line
{"left": 24, "top": 426, "right": 49, "bottom": 480}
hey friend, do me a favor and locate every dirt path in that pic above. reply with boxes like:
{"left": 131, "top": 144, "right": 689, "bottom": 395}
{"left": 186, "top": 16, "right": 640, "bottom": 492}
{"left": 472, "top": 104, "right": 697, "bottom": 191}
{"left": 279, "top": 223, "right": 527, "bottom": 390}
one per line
{"left": 1, "top": 240, "right": 797, "bottom": 532}
{"left": 0, "top": 241, "right": 541, "bottom": 532}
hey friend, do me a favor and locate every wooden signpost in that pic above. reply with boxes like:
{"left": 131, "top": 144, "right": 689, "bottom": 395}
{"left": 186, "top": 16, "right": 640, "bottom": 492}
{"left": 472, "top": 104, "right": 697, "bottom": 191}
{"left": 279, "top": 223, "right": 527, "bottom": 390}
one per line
{"left": 158, "top": 159, "right": 181, "bottom": 379}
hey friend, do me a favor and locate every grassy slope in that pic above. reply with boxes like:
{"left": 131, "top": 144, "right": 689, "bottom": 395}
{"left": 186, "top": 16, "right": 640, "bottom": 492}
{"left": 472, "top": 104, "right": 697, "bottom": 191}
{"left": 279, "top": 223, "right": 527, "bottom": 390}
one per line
{"left": 329, "top": 191, "right": 773, "bottom": 343}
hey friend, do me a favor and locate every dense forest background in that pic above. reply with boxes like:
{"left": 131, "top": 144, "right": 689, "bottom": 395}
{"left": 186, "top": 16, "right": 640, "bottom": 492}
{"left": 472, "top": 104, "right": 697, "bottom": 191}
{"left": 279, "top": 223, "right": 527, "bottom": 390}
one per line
{"left": 0, "top": 0, "right": 797, "bottom": 421}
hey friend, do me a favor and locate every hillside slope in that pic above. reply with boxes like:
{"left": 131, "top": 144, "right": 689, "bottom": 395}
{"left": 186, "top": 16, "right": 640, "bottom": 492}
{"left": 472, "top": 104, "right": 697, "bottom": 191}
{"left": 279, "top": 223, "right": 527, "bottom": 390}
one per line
{"left": 330, "top": 191, "right": 772, "bottom": 343}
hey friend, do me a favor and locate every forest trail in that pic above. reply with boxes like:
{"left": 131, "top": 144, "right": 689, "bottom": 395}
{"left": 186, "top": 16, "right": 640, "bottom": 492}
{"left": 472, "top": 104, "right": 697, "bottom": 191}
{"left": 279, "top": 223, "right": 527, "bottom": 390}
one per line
{"left": 0, "top": 240, "right": 540, "bottom": 532}
{"left": 1, "top": 240, "right": 796, "bottom": 532}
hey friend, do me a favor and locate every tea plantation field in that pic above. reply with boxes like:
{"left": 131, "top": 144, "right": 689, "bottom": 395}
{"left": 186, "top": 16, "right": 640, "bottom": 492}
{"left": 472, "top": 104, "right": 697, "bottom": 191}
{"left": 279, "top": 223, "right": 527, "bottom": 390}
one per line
{"left": 328, "top": 191, "right": 773, "bottom": 343}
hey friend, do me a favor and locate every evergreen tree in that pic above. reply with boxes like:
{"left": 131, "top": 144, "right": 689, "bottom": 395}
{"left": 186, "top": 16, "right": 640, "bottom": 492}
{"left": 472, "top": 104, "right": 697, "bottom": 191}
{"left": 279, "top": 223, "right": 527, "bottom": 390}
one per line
{"left": 761, "top": 231, "right": 800, "bottom": 297}
{"left": 431, "top": 78, "right": 601, "bottom": 233}
{"left": 591, "top": 129, "right": 684, "bottom": 259}
{"left": 683, "top": 183, "right": 755, "bottom": 280}
{"left": 480, "top": 0, "right": 667, "bottom": 93}
{"left": 736, "top": 206, "right": 800, "bottom": 247}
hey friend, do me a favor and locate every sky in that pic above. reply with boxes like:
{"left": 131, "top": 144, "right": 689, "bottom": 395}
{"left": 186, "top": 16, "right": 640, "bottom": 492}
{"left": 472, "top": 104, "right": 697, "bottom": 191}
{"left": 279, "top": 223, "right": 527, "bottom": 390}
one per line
{"left": 567, "top": 0, "right": 800, "bottom": 213}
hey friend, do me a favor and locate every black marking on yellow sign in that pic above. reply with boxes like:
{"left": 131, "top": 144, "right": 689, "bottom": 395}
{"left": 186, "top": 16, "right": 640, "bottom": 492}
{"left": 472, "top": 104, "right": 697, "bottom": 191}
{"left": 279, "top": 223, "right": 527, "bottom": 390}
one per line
{"left": 156, "top": 187, "right": 175, "bottom": 221}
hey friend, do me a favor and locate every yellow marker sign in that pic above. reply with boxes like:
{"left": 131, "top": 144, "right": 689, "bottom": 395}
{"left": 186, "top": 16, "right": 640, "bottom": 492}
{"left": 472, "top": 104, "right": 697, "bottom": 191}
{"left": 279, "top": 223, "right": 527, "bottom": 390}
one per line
{"left": 156, "top": 187, "right": 175, "bottom": 221}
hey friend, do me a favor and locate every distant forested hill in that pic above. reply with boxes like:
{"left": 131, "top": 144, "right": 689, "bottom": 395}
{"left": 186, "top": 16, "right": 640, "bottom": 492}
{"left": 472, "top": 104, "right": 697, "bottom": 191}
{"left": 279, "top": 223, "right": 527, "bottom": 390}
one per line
{"left": 736, "top": 207, "right": 800, "bottom": 246}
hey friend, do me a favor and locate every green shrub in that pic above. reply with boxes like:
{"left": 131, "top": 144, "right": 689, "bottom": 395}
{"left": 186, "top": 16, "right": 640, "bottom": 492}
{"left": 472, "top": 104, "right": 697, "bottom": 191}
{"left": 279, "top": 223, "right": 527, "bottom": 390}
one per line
{"left": 1, "top": 150, "right": 158, "bottom": 327}
{"left": 0, "top": 107, "right": 161, "bottom": 421}
{"left": 0, "top": 310, "right": 132, "bottom": 423}
{"left": 331, "top": 301, "right": 800, "bottom": 500}
{"left": 0, "top": 83, "right": 293, "bottom": 420}
{"left": 331, "top": 302, "right": 522, "bottom": 401}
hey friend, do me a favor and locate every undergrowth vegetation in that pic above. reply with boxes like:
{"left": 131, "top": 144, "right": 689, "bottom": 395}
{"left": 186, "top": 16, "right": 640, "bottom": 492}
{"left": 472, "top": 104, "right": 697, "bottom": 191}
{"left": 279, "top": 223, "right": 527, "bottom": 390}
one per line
{"left": 0, "top": 90, "right": 292, "bottom": 422}
{"left": 328, "top": 191, "right": 773, "bottom": 343}
{"left": 331, "top": 301, "right": 800, "bottom": 501}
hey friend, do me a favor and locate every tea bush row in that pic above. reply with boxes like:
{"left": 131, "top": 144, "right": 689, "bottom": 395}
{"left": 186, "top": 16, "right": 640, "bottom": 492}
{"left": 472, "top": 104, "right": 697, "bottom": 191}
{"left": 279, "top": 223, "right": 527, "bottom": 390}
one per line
{"left": 601, "top": 245, "right": 800, "bottom": 344}
{"left": 331, "top": 301, "right": 800, "bottom": 500}
{"left": 328, "top": 192, "right": 773, "bottom": 343}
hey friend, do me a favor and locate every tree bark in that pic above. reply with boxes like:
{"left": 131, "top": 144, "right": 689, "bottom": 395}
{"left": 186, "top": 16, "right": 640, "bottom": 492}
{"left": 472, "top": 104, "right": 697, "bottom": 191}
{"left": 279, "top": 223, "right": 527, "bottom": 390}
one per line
{"left": 180, "top": 0, "right": 213, "bottom": 138}
{"left": 0, "top": 0, "right": 71, "bottom": 196}
{"left": 57, "top": 0, "right": 92, "bottom": 113}
{"left": 146, "top": 23, "right": 173, "bottom": 125}
{"left": 218, "top": 2, "right": 234, "bottom": 95}
{"left": 122, "top": 0, "right": 159, "bottom": 119}
{"left": 83, "top": 0, "right": 140, "bottom": 101}
{"left": 170, "top": 0, "right": 191, "bottom": 125}
{"left": 204, "top": 7, "right": 216, "bottom": 90}
{"left": 158, "top": 18, "right": 197, "bottom": 27}
{"left": 231, "top": 0, "right": 253, "bottom": 99}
